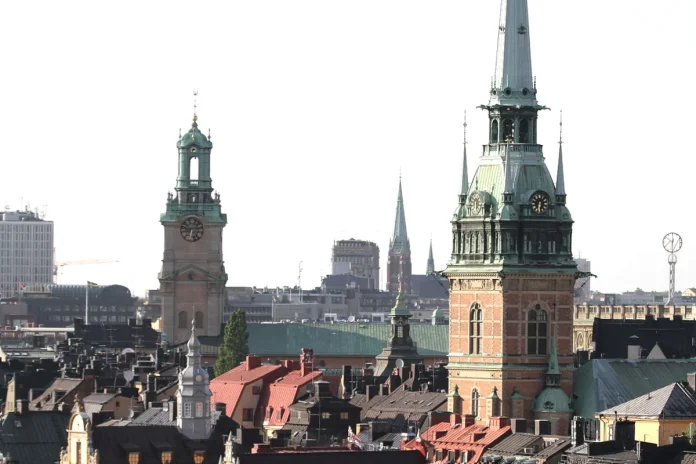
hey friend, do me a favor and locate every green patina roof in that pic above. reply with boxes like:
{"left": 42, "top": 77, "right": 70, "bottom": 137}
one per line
{"left": 532, "top": 387, "right": 572, "bottom": 413}
{"left": 178, "top": 118, "right": 212, "bottom": 149}
{"left": 198, "top": 323, "right": 448, "bottom": 357}
{"left": 573, "top": 359, "right": 696, "bottom": 419}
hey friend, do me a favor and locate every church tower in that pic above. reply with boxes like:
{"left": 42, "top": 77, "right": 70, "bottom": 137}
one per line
{"left": 387, "top": 177, "right": 412, "bottom": 293}
{"left": 159, "top": 101, "right": 227, "bottom": 344}
{"left": 177, "top": 318, "right": 213, "bottom": 440}
{"left": 444, "top": 0, "right": 575, "bottom": 433}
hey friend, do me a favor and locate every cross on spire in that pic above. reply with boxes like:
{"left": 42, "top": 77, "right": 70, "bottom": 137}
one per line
{"left": 559, "top": 110, "right": 564, "bottom": 145}
{"left": 193, "top": 91, "right": 199, "bottom": 122}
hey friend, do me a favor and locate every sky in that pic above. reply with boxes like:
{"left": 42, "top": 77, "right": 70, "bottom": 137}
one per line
{"left": 1, "top": 1, "right": 695, "bottom": 297}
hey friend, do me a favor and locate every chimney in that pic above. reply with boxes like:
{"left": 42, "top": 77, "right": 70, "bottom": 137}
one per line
{"left": 245, "top": 356, "right": 261, "bottom": 371}
{"left": 15, "top": 400, "right": 27, "bottom": 415}
{"left": 571, "top": 417, "right": 584, "bottom": 447}
{"left": 314, "top": 381, "right": 331, "bottom": 399}
{"left": 688, "top": 373, "right": 696, "bottom": 393}
{"left": 215, "top": 403, "right": 227, "bottom": 413}
{"left": 489, "top": 417, "right": 510, "bottom": 430}
{"left": 535, "top": 419, "right": 552, "bottom": 435}
{"left": 627, "top": 335, "right": 641, "bottom": 360}
{"left": 365, "top": 385, "right": 377, "bottom": 401}
{"left": 379, "top": 384, "right": 388, "bottom": 396}
{"left": 168, "top": 400, "right": 176, "bottom": 422}
{"left": 510, "top": 418, "right": 527, "bottom": 434}
{"left": 463, "top": 414, "right": 476, "bottom": 427}
{"left": 450, "top": 414, "right": 462, "bottom": 428}
{"left": 300, "top": 362, "right": 312, "bottom": 377}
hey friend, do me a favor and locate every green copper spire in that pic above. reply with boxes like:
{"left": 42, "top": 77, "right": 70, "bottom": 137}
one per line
{"left": 460, "top": 111, "right": 469, "bottom": 200}
{"left": 556, "top": 112, "right": 567, "bottom": 201}
{"left": 390, "top": 176, "right": 410, "bottom": 253}
{"left": 426, "top": 238, "right": 435, "bottom": 275}
{"left": 390, "top": 276, "right": 410, "bottom": 317}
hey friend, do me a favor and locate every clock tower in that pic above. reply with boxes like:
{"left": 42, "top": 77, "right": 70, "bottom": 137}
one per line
{"left": 159, "top": 107, "right": 227, "bottom": 344}
{"left": 444, "top": 0, "right": 576, "bottom": 434}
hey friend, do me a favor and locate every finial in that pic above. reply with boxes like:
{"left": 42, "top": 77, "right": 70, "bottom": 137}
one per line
{"left": 208, "top": 128, "right": 211, "bottom": 140}
{"left": 193, "top": 91, "right": 199, "bottom": 122}
{"left": 398, "top": 274, "right": 403, "bottom": 294}
{"left": 179, "top": 128, "right": 182, "bottom": 139}
{"left": 559, "top": 110, "right": 564, "bottom": 145}
{"left": 463, "top": 110, "right": 468, "bottom": 145}
{"left": 399, "top": 167, "right": 402, "bottom": 181}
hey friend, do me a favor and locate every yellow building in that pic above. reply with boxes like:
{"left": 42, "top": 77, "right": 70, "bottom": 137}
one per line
{"left": 596, "top": 382, "right": 696, "bottom": 446}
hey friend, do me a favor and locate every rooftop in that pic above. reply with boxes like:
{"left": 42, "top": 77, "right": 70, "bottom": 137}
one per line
{"left": 598, "top": 382, "right": 696, "bottom": 419}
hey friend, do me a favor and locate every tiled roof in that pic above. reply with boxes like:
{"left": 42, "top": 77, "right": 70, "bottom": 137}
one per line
{"left": 485, "top": 433, "right": 541, "bottom": 455}
{"left": 214, "top": 364, "right": 282, "bottom": 384}
{"left": 236, "top": 450, "right": 426, "bottom": 464}
{"left": 210, "top": 383, "right": 245, "bottom": 417}
{"left": 534, "top": 437, "right": 572, "bottom": 458}
{"left": 598, "top": 382, "right": 696, "bottom": 418}
{"left": 261, "top": 371, "right": 323, "bottom": 427}
{"left": 83, "top": 393, "right": 117, "bottom": 404}
{"left": 210, "top": 364, "right": 285, "bottom": 417}
{"left": 29, "top": 377, "right": 90, "bottom": 411}
{"left": 415, "top": 421, "right": 511, "bottom": 464}
{"left": 0, "top": 411, "right": 69, "bottom": 464}
{"left": 573, "top": 359, "right": 696, "bottom": 418}
{"left": 199, "top": 323, "right": 448, "bottom": 357}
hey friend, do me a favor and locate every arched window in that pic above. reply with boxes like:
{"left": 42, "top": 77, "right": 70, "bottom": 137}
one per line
{"left": 195, "top": 311, "right": 204, "bottom": 329}
{"left": 189, "top": 156, "right": 199, "bottom": 181}
{"left": 471, "top": 389, "right": 480, "bottom": 417}
{"left": 503, "top": 119, "right": 514, "bottom": 142}
{"left": 469, "top": 304, "right": 483, "bottom": 354}
{"left": 519, "top": 119, "right": 530, "bottom": 143}
{"left": 490, "top": 120, "right": 499, "bottom": 143}
{"left": 178, "top": 311, "right": 188, "bottom": 329}
{"left": 527, "top": 305, "right": 548, "bottom": 355}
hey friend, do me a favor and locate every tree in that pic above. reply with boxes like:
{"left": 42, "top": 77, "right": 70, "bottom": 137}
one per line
{"left": 215, "top": 310, "right": 249, "bottom": 377}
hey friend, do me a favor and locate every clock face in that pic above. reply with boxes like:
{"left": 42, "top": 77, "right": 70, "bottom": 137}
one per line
{"left": 195, "top": 374, "right": 203, "bottom": 382}
{"left": 530, "top": 192, "right": 549, "bottom": 214}
{"left": 470, "top": 193, "right": 482, "bottom": 214}
{"left": 180, "top": 217, "right": 204, "bottom": 242}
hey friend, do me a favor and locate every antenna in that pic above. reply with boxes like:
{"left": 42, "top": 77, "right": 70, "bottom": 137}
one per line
{"left": 663, "top": 233, "right": 683, "bottom": 304}
{"left": 298, "top": 262, "right": 303, "bottom": 303}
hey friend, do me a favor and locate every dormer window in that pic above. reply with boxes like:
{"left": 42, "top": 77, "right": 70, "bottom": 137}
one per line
{"left": 128, "top": 452, "right": 140, "bottom": 464}
{"left": 160, "top": 451, "right": 172, "bottom": 464}
{"left": 194, "top": 451, "right": 205, "bottom": 464}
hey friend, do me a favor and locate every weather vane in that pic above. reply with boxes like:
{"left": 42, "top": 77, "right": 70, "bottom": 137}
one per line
{"left": 193, "top": 91, "right": 199, "bottom": 117}
{"left": 559, "top": 110, "right": 563, "bottom": 145}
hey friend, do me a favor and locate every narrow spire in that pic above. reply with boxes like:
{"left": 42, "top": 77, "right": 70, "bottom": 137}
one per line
{"left": 391, "top": 176, "right": 409, "bottom": 250}
{"left": 490, "top": 0, "right": 536, "bottom": 106}
{"left": 426, "top": 238, "right": 435, "bottom": 275}
{"left": 556, "top": 111, "right": 566, "bottom": 197}
{"left": 460, "top": 111, "right": 469, "bottom": 198}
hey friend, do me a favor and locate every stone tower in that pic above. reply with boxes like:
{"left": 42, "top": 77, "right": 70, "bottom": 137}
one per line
{"left": 387, "top": 177, "right": 412, "bottom": 293}
{"left": 177, "top": 318, "right": 213, "bottom": 440}
{"left": 159, "top": 108, "right": 227, "bottom": 343}
{"left": 444, "top": 0, "right": 575, "bottom": 433}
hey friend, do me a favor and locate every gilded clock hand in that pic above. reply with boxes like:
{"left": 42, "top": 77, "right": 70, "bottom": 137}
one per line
{"left": 189, "top": 229, "right": 194, "bottom": 240}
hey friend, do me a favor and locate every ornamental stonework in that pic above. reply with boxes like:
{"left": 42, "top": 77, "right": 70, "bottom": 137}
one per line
{"left": 523, "top": 279, "right": 556, "bottom": 291}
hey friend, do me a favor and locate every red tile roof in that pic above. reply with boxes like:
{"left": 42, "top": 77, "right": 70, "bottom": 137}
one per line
{"left": 211, "top": 363, "right": 286, "bottom": 417}
{"left": 260, "top": 370, "right": 323, "bottom": 427}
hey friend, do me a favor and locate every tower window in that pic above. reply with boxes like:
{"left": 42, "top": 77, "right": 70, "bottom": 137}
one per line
{"left": 469, "top": 303, "right": 483, "bottom": 354}
{"left": 519, "top": 119, "right": 530, "bottom": 143}
{"left": 471, "top": 389, "right": 480, "bottom": 417}
{"left": 527, "top": 305, "right": 548, "bottom": 355}
{"left": 490, "top": 119, "right": 499, "bottom": 144}
{"left": 503, "top": 119, "right": 514, "bottom": 141}
{"left": 195, "top": 402, "right": 203, "bottom": 417}
{"left": 178, "top": 311, "right": 188, "bottom": 329}
{"left": 184, "top": 402, "right": 192, "bottom": 418}
{"left": 189, "top": 156, "right": 199, "bottom": 181}
{"left": 397, "top": 325, "right": 404, "bottom": 338}
{"left": 195, "top": 311, "right": 204, "bottom": 329}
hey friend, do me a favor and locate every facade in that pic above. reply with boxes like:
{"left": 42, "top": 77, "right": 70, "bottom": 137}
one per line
{"left": 574, "top": 258, "right": 591, "bottom": 304}
{"left": 331, "top": 239, "right": 380, "bottom": 290}
{"left": 444, "top": 0, "right": 576, "bottom": 433}
{"left": 159, "top": 111, "right": 228, "bottom": 343}
{"left": 386, "top": 178, "right": 412, "bottom": 294}
{"left": 0, "top": 209, "right": 54, "bottom": 300}
{"left": 0, "top": 284, "right": 136, "bottom": 327}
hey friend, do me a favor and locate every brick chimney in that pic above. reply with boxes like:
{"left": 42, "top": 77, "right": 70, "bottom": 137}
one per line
{"left": 488, "top": 417, "right": 510, "bottom": 430}
{"left": 246, "top": 355, "right": 261, "bottom": 371}
{"left": 463, "top": 414, "right": 476, "bottom": 427}
{"left": 15, "top": 400, "right": 27, "bottom": 415}
{"left": 450, "top": 414, "right": 462, "bottom": 428}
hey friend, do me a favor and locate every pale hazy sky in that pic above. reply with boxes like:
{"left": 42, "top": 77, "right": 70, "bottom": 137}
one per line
{"left": 2, "top": 1, "right": 694, "bottom": 297}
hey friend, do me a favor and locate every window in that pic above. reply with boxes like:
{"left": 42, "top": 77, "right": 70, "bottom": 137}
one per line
{"left": 490, "top": 119, "right": 499, "bottom": 143}
{"left": 471, "top": 389, "right": 480, "bottom": 417}
{"left": 397, "top": 325, "right": 404, "bottom": 338}
{"left": 340, "top": 412, "right": 349, "bottom": 420}
{"left": 128, "top": 452, "right": 140, "bottom": 464}
{"left": 469, "top": 303, "right": 483, "bottom": 354}
{"left": 503, "top": 119, "right": 514, "bottom": 141}
{"left": 519, "top": 119, "right": 530, "bottom": 143}
{"left": 527, "top": 305, "right": 548, "bottom": 355}
{"left": 321, "top": 412, "right": 330, "bottom": 419}
{"left": 76, "top": 441, "right": 81, "bottom": 464}
{"left": 161, "top": 451, "right": 173, "bottom": 464}
{"left": 194, "top": 311, "right": 204, "bottom": 329}
{"left": 184, "top": 402, "right": 192, "bottom": 418}
{"left": 178, "top": 311, "right": 188, "bottom": 329}
{"left": 277, "top": 408, "right": 284, "bottom": 420}
{"left": 243, "top": 408, "right": 254, "bottom": 421}
{"left": 194, "top": 452, "right": 205, "bottom": 464}
{"left": 195, "top": 402, "right": 203, "bottom": 417}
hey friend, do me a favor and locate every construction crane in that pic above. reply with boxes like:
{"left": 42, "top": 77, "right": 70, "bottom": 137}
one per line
{"left": 53, "top": 259, "right": 119, "bottom": 282}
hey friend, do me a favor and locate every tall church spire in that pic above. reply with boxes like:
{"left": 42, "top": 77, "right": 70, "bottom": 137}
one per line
{"left": 459, "top": 111, "right": 469, "bottom": 201}
{"left": 556, "top": 112, "right": 567, "bottom": 202}
{"left": 490, "top": 0, "right": 536, "bottom": 107}
{"left": 426, "top": 238, "right": 435, "bottom": 275}
{"left": 391, "top": 176, "right": 409, "bottom": 252}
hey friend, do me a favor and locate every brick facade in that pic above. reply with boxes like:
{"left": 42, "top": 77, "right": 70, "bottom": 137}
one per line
{"left": 446, "top": 273, "right": 574, "bottom": 431}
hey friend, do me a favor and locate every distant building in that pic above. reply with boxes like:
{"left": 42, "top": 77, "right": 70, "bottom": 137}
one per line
{"left": 331, "top": 239, "right": 380, "bottom": 290}
{"left": 386, "top": 178, "right": 412, "bottom": 293}
{"left": 574, "top": 258, "right": 591, "bottom": 304}
{"left": 0, "top": 209, "right": 54, "bottom": 300}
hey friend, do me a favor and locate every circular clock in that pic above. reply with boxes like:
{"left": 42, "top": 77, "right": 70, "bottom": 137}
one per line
{"left": 470, "top": 192, "right": 482, "bottom": 215}
{"left": 530, "top": 192, "right": 549, "bottom": 214}
{"left": 181, "top": 217, "right": 204, "bottom": 242}
{"left": 195, "top": 374, "right": 203, "bottom": 382}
